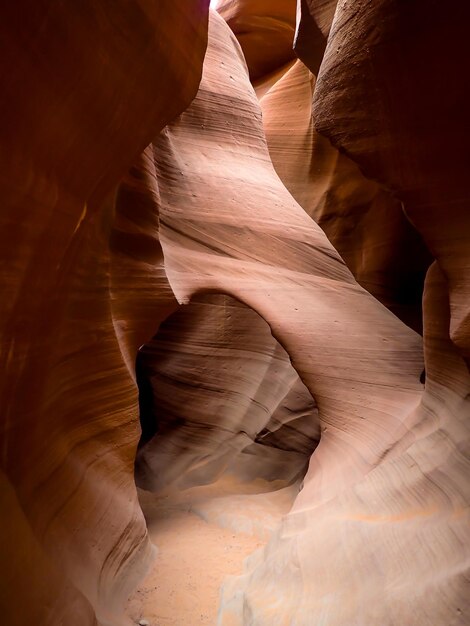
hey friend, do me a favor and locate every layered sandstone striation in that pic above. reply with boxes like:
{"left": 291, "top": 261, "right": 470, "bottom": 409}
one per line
{"left": 217, "top": 0, "right": 297, "bottom": 80}
{"left": 227, "top": 0, "right": 433, "bottom": 334}
{"left": 135, "top": 295, "right": 318, "bottom": 493}
{"left": 311, "top": 0, "right": 470, "bottom": 364}
{"left": 215, "top": 1, "right": 470, "bottom": 624}
{"left": 0, "top": 2, "right": 209, "bottom": 625}
{"left": 152, "top": 11, "right": 424, "bottom": 505}
{"left": 1, "top": 1, "right": 469, "bottom": 625}
{"left": 259, "top": 59, "right": 432, "bottom": 332}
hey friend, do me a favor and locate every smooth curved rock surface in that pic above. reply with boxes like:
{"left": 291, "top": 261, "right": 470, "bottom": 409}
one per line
{"left": 155, "top": 12, "right": 423, "bottom": 494}
{"left": 292, "top": 0, "right": 336, "bottom": 74}
{"left": 217, "top": 0, "right": 297, "bottom": 80}
{"left": 0, "top": 2, "right": 209, "bottom": 625}
{"left": 221, "top": 2, "right": 431, "bottom": 332}
{"left": 2, "top": 1, "right": 469, "bottom": 625}
{"left": 149, "top": 8, "right": 467, "bottom": 625}
{"left": 259, "top": 58, "right": 432, "bottom": 332}
{"left": 220, "top": 262, "right": 470, "bottom": 626}
{"left": 135, "top": 294, "right": 318, "bottom": 492}
{"left": 150, "top": 0, "right": 427, "bottom": 569}
{"left": 312, "top": 0, "right": 470, "bottom": 363}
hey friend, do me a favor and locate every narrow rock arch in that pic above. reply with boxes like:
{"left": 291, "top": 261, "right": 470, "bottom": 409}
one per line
{"left": 135, "top": 292, "right": 319, "bottom": 494}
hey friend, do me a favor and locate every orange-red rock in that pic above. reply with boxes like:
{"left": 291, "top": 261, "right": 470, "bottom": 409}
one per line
{"left": 217, "top": 0, "right": 297, "bottom": 80}
{"left": 2, "top": 1, "right": 469, "bottom": 625}
{"left": 0, "top": 2, "right": 209, "bottom": 625}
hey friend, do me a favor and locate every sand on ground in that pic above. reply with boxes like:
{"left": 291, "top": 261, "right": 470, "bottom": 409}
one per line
{"left": 125, "top": 476, "right": 298, "bottom": 626}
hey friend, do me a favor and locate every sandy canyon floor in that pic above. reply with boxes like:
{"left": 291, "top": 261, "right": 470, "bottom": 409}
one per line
{"left": 126, "top": 476, "right": 298, "bottom": 625}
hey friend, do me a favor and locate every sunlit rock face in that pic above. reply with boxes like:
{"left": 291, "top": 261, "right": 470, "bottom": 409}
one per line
{"left": 258, "top": 58, "right": 432, "bottom": 333}
{"left": 211, "top": 1, "right": 469, "bottom": 625}
{"left": 222, "top": 0, "right": 433, "bottom": 334}
{"left": 2, "top": 1, "right": 469, "bottom": 626}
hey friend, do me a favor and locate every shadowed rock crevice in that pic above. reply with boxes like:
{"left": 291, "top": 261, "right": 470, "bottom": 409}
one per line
{"left": 135, "top": 293, "right": 319, "bottom": 493}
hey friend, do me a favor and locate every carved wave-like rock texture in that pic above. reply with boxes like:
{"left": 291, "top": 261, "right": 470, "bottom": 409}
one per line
{"left": 1, "top": 1, "right": 469, "bottom": 625}
{"left": 214, "top": 1, "right": 470, "bottom": 624}
{"left": 0, "top": 2, "right": 209, "bottom": 625}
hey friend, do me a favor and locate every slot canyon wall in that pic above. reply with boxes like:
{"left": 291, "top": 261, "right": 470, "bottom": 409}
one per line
{"left": 0, "top": 2, "right": 210, "bottom": 625}
{"left": 1, "top": 1, "right": 469, "bottom": 625}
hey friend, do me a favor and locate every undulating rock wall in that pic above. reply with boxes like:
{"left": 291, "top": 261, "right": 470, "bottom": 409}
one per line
{"left": 0, "top": 3, "right": 209, "bottom": 625}
{"left": 259, "top": 58, "right": 432, "bottom": 332}
{"left": 135, "top": 294, "right": 318, "bottom": 492}
{"left": 1, "top": 1, "right": 469, "bottom": 625}
{"left": 215, "top": 1, "right": 470, "bottom": 624}
{"left": 225, "top": 0, "right": 432, "bottom": 333}
{"left": 217, "top": 0, "right": 297, "bottom": 80}
{"left": 152, "top": 12, "right": 424, "bottom": 506}
{"left": 311, "top": 0, "right": 470, "bottom": 364}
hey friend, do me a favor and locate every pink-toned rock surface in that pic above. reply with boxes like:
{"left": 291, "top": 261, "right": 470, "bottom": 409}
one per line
{"left": 135, "top": 295, "right": 318, "bottom": 492}
{"left": 258, "top": 58, "right": 431, "bottom": 332}
{"left": 220, "top": 1, "right": 431, "bottom": 333}
{"left": 153, "top": 12, "right": 423, "bottom": 496}
{"left": 144, "top": 6, "right": 467, "bottom": 625}
{"left": 2, "top": 1, "right": 469, "bottom": 625}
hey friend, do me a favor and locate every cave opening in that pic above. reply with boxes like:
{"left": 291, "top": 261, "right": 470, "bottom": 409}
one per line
{"left": 128, "top": 293, "right": 319, "bottom": 624}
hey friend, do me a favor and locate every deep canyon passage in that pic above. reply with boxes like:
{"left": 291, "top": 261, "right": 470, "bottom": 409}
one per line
{"left": 1, "top": 1, "right": 469, "bottom": 625}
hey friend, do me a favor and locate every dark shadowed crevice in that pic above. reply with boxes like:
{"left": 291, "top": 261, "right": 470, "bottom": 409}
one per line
{"left": 134, "top": 293, "right": 319, "bottom": 494}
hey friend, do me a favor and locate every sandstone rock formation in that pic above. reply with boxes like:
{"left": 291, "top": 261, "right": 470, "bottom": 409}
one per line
{"left": 217, "top": 0, "right": 297, "bottom": 80}
{"left": 153, "top": 10, "right": 424, "bottom": 507}
{"left": 215, "top": 2, "right": 470, "bottom": 624}
{"left": 311, "top": 0, "right": 470, "bottom": 365}
{"left": 135, "top": 294, "right": 318, "bottom": 492}
{"left": 1, "top": 1, "right": 469, "bottom": 625}
{"left": 0, "top": 2, "right": 209, "bottom": 625}
{"left": 259, "top": 58, "right": 432, "bottom": 332}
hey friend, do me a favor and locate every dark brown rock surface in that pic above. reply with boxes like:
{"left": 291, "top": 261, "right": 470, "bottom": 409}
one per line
{"left": 0, "top": 2, "right": 209, "bottom": 625}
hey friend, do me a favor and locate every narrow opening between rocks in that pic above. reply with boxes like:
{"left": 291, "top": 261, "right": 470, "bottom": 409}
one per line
{"left": 128, "top": 293, "right": 319, "bottom": 625}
